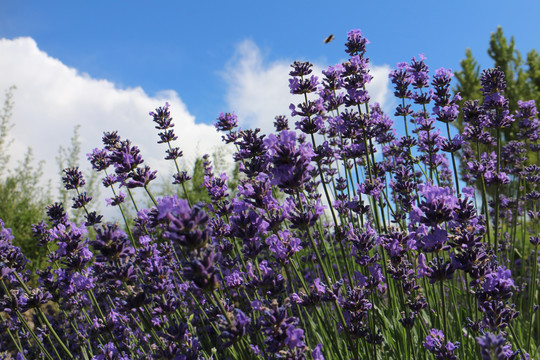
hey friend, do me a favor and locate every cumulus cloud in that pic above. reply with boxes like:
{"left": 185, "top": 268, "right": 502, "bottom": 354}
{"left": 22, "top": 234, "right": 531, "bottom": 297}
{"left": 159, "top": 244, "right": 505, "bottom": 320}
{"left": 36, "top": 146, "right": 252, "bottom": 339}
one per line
{"left": 0, "top": 36, "right": 393, "bottom": 219}
{"left": 0, "top": 37, "right": 226, "bottom": 194}
{"left": 222, "top": 39, "right": 393, "bottom": 135}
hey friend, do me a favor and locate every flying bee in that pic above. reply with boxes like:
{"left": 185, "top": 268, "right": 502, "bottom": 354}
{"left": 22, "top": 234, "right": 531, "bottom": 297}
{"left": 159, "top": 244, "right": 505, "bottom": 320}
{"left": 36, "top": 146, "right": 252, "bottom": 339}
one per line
{"left": 323, "top": 34, "right": 335, "bottom": 44}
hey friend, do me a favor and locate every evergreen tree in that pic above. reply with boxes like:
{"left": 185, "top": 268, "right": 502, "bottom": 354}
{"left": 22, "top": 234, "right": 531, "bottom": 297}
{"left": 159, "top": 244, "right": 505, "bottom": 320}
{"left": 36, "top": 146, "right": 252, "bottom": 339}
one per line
{"left": 455, "top": 26, "right": 540, "bottom": 126}
{"left": 453, "top": 27, "right": 540, "bottom": 191}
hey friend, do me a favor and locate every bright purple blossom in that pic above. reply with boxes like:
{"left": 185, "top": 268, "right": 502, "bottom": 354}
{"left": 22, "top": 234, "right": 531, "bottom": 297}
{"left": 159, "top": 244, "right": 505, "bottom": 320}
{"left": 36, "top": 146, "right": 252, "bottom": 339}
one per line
{"left": 264, "top": 130, "right": 315, "bottom": 193}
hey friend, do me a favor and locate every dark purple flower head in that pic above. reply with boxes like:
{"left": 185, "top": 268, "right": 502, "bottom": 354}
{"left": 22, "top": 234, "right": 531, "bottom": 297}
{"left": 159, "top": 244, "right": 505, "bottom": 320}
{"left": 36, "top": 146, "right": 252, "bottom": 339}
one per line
{"left": 62, "top": 167, "right": 86, "bottom": 190}
{"left": 408, "top": 54, "right": 430, "bottom": 89}
{"left": 173, "top": 170, "right": 191, "bottom": 185}
{"left": 285, "top": 326, "right": 306, "bottom": 349}
{"left": 530, "top": 236, "right": 540, "bottom": 246}
{"left": 183, "top": 249, "right": 219, "bottom": 291}
{"left": 165, "top": 146, "right": 183, "bottom": 160}
{"left": 294, "top": 115, "right": 325, "bottom": 135}
{"left": 412, "top": 183, "right": 458, "bottom": 227}
{"left": 157, "top": 129, "right": 178, "bottom": 143}
{"left": 149, "top": 102, "right": 173, "bottom": 130}
{"left": 72, "top": 192, "right": 92, "bottom": 209}
{"left": 32, "top": 220, "right": 51, "bottom": 245}
{"left": 478, "top": 300, "right": 519, "bottom": 331}
{"left": 289, "top": 74, "right": 319, "bottom": 95}
{"left": 345, "top": 29, "right": 369, "bottom": 56}
{"left": 432, "top": 67, "right": 453, "bottom": 88}
{"left": 417, "top": 254, "right": 455, "bottom": 283}
{"left": 282, "top": 194, "right": 324, "bottom": 230}
{"left": 0, "top": 219, "right": 28, "bottom": 279}
{"left": 215, "top": 112, "right": 238, "bottom": 132}
{"left": 125, "top": 165, "right": 157, "bottom": 188}
{"left": 46, "top": 202, "right": 69, "bottom": 226}
{"left": 389, "top": 62, "right": 413, "bottom": 99}
{"left": 431, "top": 67, "right": 463, "bottom": 124}
{"left": 50, "top": 222, "right": 93, "bottom": 270}
{"left": 203, "top": 172, "right": 229, "bottom": 203}
{"left": 264, "top": 130, "right": 315, "bottom": 193}
{"left": 423, "top": 329, "right": 459, "bottom": 360}
{"left": 219, "top": 308, "right": 251, "bottom": 348}
{"left": 93, "top": 342, "right": 130, "bottom": 360}
{"left": 480, "top": 266, "right": 516, "bottom": 301}
{"left": 106, "top": 192, "right": 125, "bottom": 207}
{"left": 289, "top": 61, "right": 313, "bottom": 77}
{"left": 265, "top": 229, "right": 302, "bottom": 262}
{"left": 91, "top": 223, "right": 134, "bottom": 263}
{"left": 162, "top": 196, "right": 211, "bottom": 250}
{"left": 516, "top": 99, "right": 538, "bottom": 120}
{"left": 433, "top": 102, "right": 461, "bottom": 123}
{"left": 357, "top": 178, "right": 384, "bottom": 200}
{"left": 274, "top": 115, "right": 289, "bottom": 132}
{"left": 102, "top": 131, "right": 121, "bottom": 151}
{"left": 109, "top": 140, "right": 144, "bottom": 175}
{"left": 224, "top": 270, "right": 244, "bottom": 288}
{"left": 84, "top": 211, "right": 103, "bottom": 226}
{"left": 516, "top": 100, "right": 539, "bottom": 140}
{"left": 441, "top": 135, "right": 464, "bottom": 153}
{"left": 312, "top": 343, "right": 324, "bottom": 360}
{"left": 233, "top": 128, "right": 269, "bottom": 177}
{"left": 476, "top": 332, "right": 515, "bottom": 360}
{"left": 481, "top": 67, "right": 506, "bottom": 97}
{"left": 259, "top": 299, "right": 306, "bottom": 354}
{"left": 87, "top": 148, "right": 110, "bottom": 172}
{"left": 379, "top": 230, "right": 416, "bottom": 261}
{"left": 321, "top": 64, "right": 345, "bottom": 91}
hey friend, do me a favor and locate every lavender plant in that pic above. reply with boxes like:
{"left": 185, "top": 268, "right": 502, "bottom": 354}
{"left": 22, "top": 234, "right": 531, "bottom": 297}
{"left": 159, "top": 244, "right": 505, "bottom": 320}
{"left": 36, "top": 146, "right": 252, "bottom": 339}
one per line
{"left": 1, "top": 29, "right": 540, "bottom": 360}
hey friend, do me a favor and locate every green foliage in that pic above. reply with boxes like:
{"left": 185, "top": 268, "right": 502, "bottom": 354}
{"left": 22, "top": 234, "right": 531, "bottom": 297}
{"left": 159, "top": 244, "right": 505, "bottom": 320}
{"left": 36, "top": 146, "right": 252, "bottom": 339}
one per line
{"left": 455, "top": 26, "right": 540, "bottom": 124}
{"left": 0, "top": 87, "right": 50, "bottom": 276}
{"left": 453, "top": 27, "right": 540, "bottom": 191}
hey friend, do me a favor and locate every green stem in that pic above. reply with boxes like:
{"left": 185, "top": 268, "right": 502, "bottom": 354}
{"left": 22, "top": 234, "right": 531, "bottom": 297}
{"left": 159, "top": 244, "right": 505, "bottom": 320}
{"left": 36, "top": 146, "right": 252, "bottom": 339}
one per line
{"left": 445, "top": 122, "right": 460, "bottom": 196}
{"left": 494, "top": 127, "right": 501, "bottom": 253}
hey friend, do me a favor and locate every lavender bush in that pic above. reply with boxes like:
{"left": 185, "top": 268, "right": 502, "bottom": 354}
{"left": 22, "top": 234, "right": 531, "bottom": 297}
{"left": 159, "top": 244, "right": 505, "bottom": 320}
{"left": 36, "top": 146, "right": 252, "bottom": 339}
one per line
{"left": 1, "top": 29, "right": 539, "bottom": 360}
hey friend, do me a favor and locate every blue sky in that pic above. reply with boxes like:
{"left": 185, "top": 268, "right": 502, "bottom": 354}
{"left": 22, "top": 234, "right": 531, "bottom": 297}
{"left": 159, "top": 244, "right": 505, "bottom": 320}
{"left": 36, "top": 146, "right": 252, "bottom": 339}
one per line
{"left": 0, "top": 1, "right": 538, "bottom": 211}
{"left": 2, "top": 1, "right": 539, "bottom": 125}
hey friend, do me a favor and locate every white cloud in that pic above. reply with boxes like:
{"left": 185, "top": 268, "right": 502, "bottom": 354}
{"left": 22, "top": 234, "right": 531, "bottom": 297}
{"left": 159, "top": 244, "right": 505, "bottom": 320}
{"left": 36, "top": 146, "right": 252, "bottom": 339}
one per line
{"left": 0, "top": 37, "right": 227, "bottom": 207}
{"left": 222, "top": 39, "right": 394, "bottom": 135}
{"left": 0, "top": 36, "right": 394, "bottom": 221}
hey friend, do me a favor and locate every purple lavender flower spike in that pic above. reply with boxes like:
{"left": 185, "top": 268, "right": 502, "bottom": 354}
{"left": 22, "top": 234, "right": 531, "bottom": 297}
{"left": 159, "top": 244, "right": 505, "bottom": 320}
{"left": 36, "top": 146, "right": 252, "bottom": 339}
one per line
{"left": 88, "top": 148, "right": 111, "bottom": 172}
{"left": 163, "top": 197, "right": 211, "bottom": 250}
{"left": 423, "top": 329, "right": 459, "bottom": 360}
{"left": 149, "top": 102, "right": 173, "bottom": 130}
{"left": 62, "top": 167, "right": 86, "bottom": 190}
{"left": 46, "top": 202, "right": 69, "bottom": 225}
{"left": 345, "top": 29, "right": 370, "bottom": 56}
{"left": 183, "top": 250, "right": 219, "bottom": 291}
{"left": 265, "top": 130, "right": 315, "bottom": 193}
{"left": 106, "top": 192, "right": 126, "bottom": 206}
{"left": 0, "top": 219, "right": 28, "bottom": 281}
{"left": 389, "top": 62, "right": 413, "bottom": 100}
{"left": 108, "top": 139, "right": 144, "bottom": 175}
{"left": 125, "top": 165, "right": 157, "bottom": 188}
{"left": 215, "top": 112, "right": 238, "bottom": 132}
{"left": 72, "top": 192, "right": 92, "bottom": 209}
{"left": 476, "top": 332, "right": 517, "bottom": 360}
{"left": 312, "top": 343, "right": 325, "bottom": 360}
